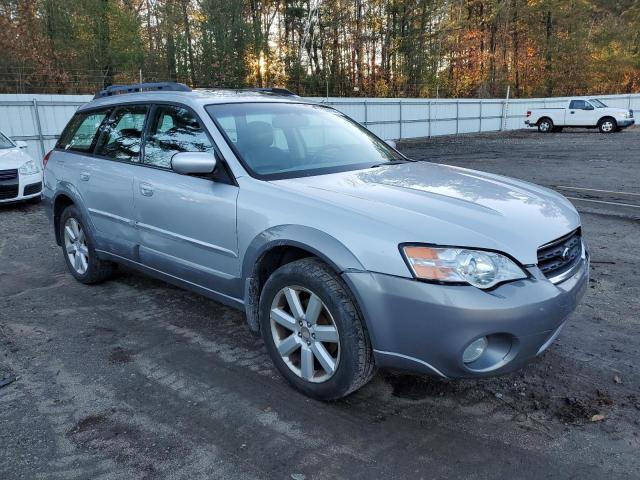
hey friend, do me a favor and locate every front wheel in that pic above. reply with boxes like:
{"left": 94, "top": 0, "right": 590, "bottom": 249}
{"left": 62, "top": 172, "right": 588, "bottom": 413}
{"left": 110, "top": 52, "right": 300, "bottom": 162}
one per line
{"left": 259, "top": 258, "right": 375, "bottom": 400}
{"left": 598, "top": 117, "right": 616, "bottom": 133}
{"left": 538, "top": 118, "right": 553, "bottom": 133}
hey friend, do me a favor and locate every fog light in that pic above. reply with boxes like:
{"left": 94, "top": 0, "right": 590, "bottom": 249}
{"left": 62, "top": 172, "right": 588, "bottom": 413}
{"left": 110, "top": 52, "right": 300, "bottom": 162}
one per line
{"left": 463, "top": 337, "right": 488, "bottom": 364}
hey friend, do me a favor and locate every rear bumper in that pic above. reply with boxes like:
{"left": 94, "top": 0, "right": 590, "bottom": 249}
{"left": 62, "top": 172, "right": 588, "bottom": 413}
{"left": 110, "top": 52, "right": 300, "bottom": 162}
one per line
{"left": 343, "top": 254, "right": 589, "bottom": 378}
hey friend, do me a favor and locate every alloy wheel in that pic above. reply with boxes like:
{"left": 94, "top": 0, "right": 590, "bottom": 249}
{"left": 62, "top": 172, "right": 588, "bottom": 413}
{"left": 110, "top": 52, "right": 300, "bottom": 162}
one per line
{"left": 540, "top": 121, "right": 551, "bottom": 132}
{"left": 601, "top": 120, "right": 614, "bottom": 132}
{"left": 63, "top": 217, "right": 89, "bottom": 275}
{"left": 270, "top": 286, "right": 340, "bottom": 383}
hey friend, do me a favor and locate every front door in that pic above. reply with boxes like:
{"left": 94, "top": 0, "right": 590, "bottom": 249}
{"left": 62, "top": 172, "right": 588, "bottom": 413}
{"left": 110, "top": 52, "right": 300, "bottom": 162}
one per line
{"left": 133, "top": 104, "right": 240, "bottom": 298}
{"left": 566, "top": 100, "right": 598, "bottom": 127}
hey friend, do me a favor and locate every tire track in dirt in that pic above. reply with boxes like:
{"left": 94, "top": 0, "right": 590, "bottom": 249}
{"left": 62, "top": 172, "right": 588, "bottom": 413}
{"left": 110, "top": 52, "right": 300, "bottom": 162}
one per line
{"left": 1, "top": 322, "right": 266, "bottom": 480}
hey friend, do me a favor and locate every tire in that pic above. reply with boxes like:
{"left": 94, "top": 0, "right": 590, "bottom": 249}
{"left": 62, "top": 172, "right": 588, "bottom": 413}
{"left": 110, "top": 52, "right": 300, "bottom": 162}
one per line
{"left": 598, "top": 117, "right": 616, "bottom": 134}
{"left": 537, "top": 118, "right": 553, "bottom": 133}
{"left": 259, "top": 257, "right": 375, "bottom": 400}
{"left": 59, "top": 205, "right": 116, "bottom": 284}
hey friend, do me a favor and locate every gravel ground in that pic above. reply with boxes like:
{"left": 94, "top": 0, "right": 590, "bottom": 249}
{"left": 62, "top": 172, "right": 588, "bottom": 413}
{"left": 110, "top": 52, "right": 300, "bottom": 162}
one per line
{"left": 1, "top": 127, "right": 639, "bottom": 479}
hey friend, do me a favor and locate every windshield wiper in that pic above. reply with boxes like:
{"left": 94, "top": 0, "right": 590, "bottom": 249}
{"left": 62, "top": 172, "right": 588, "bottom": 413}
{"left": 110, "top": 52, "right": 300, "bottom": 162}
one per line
{"left": 370, "top": 160, "right": 411, "bottom": 168}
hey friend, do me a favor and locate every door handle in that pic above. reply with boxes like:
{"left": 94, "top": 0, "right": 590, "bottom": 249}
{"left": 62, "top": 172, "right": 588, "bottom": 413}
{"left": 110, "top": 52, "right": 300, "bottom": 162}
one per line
{"left": 570, "top": 111, "right": 575, "bottom": 114}
{"left": 79, "top": 171, "right": 90, "bottom": 181}
{"left": 139, "top": 182, "right": 154, "bottom": 197}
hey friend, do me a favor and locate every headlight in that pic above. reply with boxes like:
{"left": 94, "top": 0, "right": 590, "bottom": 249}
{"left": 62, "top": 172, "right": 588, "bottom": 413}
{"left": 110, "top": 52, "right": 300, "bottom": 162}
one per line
{"left": 19, "top": 160, "right": 40, "bottom": 175}
{"left": 401, "top": 245, "right": 527, "bottom": 289}
{"left": 624, "top": 111, "right": 633, "bottom": 119}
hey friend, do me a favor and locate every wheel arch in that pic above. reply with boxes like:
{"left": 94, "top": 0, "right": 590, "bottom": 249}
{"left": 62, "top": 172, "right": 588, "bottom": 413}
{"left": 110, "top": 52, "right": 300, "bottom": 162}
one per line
{"left": 242, "top": 225, "right": 366, "bottom": 334}
{"left": 537, "top": 116, "right": 553, "bottom": 126}
{"left": 598, "top": 115, "right": 617, "bottom": 125}
{"left": 52, "top": 184, "right": 88, "bottom": 246}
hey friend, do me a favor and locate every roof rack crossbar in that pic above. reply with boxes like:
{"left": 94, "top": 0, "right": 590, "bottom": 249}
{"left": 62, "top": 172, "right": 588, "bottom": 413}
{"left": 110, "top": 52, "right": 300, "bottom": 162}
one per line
{"left": 94, "top": 82, "right": 191, "bottom": 99}
{"left": 241, "top": 87, "right": 298, "bottom": 97}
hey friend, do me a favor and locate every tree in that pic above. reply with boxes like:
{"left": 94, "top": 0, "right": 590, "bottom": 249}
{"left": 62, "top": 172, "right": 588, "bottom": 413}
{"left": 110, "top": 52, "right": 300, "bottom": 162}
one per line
{"left": 0, "top": 0, "right": 638, "bottom": 96}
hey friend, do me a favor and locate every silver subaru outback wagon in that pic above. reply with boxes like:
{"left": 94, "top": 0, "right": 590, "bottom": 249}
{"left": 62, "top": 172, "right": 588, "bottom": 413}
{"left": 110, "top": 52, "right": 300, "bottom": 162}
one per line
{"left": 43, "top": 83, "right": 588, "bottom": 400}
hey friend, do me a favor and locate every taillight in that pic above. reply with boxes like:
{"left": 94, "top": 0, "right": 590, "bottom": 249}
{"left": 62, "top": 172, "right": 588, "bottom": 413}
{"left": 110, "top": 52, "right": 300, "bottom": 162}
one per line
{"left": 42, "top": 150, "right": 52, "bottom": 168}
{"left": 526, "top": 111, "right": 531, "bottom": 117}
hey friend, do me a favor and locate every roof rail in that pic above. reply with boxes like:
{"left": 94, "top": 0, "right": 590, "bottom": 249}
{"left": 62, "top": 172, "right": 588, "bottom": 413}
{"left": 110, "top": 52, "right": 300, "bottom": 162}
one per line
{"left": 94, "top": 82, "right": 191, "bottom": 99}
{"left": 242, "top": 87, "right": 298, "bottom": 97}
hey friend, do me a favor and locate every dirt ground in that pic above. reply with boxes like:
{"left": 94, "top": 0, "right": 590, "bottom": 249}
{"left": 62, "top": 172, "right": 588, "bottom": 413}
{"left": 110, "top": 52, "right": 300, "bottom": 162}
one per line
{"left": 1, "top": 127, "right": 639, "bottom": 479}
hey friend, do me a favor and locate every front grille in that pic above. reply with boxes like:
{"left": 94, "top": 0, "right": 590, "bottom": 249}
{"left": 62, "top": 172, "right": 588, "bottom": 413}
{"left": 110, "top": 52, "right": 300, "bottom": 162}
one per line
{"left": 23, "top": 182, "right": 42, "bottom": 196}
{"left": 0, "top": 168, "right": 18, "bottom": 181}
{"left": 0, "top": 183, "right": 19, "bottom": 199}
{"left": 537, "top": 229, "right": 582, "bottom": 280}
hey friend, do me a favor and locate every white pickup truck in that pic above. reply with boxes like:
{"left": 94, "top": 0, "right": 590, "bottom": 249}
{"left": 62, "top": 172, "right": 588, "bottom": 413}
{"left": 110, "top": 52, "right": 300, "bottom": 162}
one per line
{"left": 525, "top": 98, "right": 635, "bottom": 133}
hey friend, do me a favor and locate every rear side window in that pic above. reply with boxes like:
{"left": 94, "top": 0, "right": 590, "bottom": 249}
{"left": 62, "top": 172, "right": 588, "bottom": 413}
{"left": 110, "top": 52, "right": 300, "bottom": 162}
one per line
{"left": 57, "top": 110, "right": 110, "bottom": 152}
{"left": 143, "top": 105, "right": 213, "bottom": 168}
{"left": 94, "top": 105, "right": 148, "bottom": 162}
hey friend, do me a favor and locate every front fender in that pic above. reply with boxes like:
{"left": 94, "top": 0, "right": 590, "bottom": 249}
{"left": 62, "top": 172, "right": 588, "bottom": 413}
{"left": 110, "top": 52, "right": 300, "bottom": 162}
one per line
{"left": 241, "top": 225, "right": 366, "bottom": 334}
{"left": 241, "top": 224, "right": 366, "bottom": 280}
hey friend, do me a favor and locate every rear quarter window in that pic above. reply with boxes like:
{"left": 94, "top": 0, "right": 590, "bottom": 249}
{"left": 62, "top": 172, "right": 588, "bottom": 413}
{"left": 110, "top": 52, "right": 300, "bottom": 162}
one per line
{"left": 57, "top": 110, "right": 110, "bottom": 152}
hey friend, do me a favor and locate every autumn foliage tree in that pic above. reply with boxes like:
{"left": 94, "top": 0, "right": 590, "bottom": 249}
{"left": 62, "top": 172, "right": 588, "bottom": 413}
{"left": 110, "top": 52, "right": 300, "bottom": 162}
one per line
{"left": 0, "top": 0, "right": 638, "bottom": 97}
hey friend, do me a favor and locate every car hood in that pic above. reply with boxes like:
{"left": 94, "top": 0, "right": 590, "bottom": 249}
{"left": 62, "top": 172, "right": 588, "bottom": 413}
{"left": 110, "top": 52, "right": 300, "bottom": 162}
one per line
{"left": 601, "top": 107, "right": 630, "bottom": 115}
{"left": 274, "top": 162, "right": 580, "bottom": 265}
{"left": 0, "top": 147, "right": 32, "bottom": 169}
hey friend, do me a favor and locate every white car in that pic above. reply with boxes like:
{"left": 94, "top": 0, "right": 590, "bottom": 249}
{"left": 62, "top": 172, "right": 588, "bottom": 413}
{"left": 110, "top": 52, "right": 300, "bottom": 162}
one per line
{"left": 0, "top": 131, "right": 43, "bottom": 204}
{"left": 525, "top": 98, "right": 635, "bottom": 133}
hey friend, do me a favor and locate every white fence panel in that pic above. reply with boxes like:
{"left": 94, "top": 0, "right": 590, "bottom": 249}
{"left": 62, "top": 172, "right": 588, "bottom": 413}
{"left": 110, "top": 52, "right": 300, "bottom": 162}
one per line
{"left": 0, "top": 94, "right": 91, "bottom": 160}
{"left": 0, "top": 92, "right": 637, "bottom": 160}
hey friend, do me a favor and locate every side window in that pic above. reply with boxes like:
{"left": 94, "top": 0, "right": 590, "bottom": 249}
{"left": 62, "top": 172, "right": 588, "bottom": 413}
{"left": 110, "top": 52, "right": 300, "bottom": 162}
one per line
{"left": 94, "top": 105, "right": 148, "bottom": 162}
{"left": 57, "top": 110, "right": 110, "bottom": 152}
{"left": 569, "top": 100, "right": 586, "bottom": 109}
{"left": 143, "top": 105, "right": 213, "bottom": 168}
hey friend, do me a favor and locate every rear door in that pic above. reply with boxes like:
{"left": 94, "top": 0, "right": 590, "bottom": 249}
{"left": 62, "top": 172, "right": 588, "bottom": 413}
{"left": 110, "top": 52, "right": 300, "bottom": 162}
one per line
{"left": 567, "top": 100, "right": 598, "bottom": 126}
{"left": 79, "top": 104, "right": 149, "bottom": 258}
{"left": 134, "top": 104, "right": 240, "bottom": 297}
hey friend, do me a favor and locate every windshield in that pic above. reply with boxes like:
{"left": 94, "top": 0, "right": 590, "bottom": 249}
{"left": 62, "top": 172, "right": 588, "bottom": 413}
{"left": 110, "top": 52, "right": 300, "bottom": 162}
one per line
{"left": 0, "top": 131, "right": 15, "bottom": 149}
{"left": 589, "top": 99, "right": 608, "bottom": 108}
{"left": 206, "top": 102, "right": 405, "bottom": 179}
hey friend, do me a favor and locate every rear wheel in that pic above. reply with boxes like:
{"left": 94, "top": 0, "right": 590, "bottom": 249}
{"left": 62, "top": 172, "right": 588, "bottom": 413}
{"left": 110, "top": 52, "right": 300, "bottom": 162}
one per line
{"left": 59, "top": 205, "right": 116, "bottom": 284}
{"left": 538, "top": 118, "right": 553, "bottom": 133}
{"left": 259, "top": 258, "right": 375, "bottom": 400}
{"left": 598, "top": 117, "right": 616, "bottom": 133}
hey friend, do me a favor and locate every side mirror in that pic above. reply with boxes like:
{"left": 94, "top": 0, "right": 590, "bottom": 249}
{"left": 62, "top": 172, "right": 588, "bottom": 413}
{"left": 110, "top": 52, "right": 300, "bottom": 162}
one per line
{"left": 386, "top": 139, "right": 397, "bottom": 149}
{"left": 171, "top": 152, "right": 217, "bottom": 175}
{"left": 15, "top": 140, "right": 28, "bottom": 149}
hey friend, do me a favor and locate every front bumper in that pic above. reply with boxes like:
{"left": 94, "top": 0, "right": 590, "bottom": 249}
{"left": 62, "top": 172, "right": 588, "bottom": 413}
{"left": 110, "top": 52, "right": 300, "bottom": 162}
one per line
{"left": 618, "top": 119, "right": 635, "bottom": 128}
{"left": 0, "top": 171, "right": 43, "bottom": 204}
{"left": 343, "top": 255, "right": 589, "bottom": 378}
